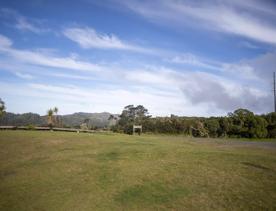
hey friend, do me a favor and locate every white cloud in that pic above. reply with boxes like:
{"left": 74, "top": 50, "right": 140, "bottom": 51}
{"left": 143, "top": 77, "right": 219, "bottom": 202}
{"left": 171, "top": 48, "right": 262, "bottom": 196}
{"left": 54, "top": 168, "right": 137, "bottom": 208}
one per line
{"left": 222, "top": 63, "right": 258, "bottom": 80}
{"left": 207, "top": 7, "right": 276, "bottom": 45}
{"left": 0, "top": 8, "right": 49, "bottom": 34}
{"left": 2, "top": 61, "right": 270, "bottom": 116}
{"left": 226, "top": 0, "right": 276, "bottom": 18}
{"left": 48, "top": 73, "right": 94, "bottom": 80}
{"left": 0, "top": 34, "right": 103, "bottom": 72}
{"left": 0, "top": 56, "right": 273, "bottom": 116}
{"left": 122, "top": 67, "right": 271, "bottom": 114}
{"left": 168, "top": 52, "right": 268, "bottom": 82}
{"left": 0, "top": 34, "right": 274, "bottom": 116}
{"left": 0, "top": 34, "right": 12, "bottom": 47}
{"left": 15, "top": 17, "right": 45, "bottom": 33}
{"left": 169, "top": 53, "right": 222, "bottom": 71}
{"left": 124, "top": 69, "right": 174, "bottom": 85}
{"left": 118, "top": 0, "right": 276, "bottom": 45}
{"left": 12, "top": 82, "right": 186, "bottom": 116}
{"left": 239, "top": 41, "right": 259, "bottom": 49}
{"left": 14, "top": 72, "right": 34, "bottom": 80}
{"left": 245, "top": 52, "right": 276, "bottom": 81}
{"left": 176, "top": 71, "right": 270, "bottom": 112}
{"left": 63, "top": 27, "right": 152, "bottom": 53}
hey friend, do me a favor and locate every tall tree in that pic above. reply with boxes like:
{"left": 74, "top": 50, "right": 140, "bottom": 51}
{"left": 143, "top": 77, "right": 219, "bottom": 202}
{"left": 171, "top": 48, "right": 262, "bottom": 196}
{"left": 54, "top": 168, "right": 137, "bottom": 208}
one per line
{"left": 205, "top": 118, "right": 220, "bottom": 137}
{"left": 53, "top": 107, "right": 59, "bottom": 126}
{"left": 118, "top": 105, "right": 150, "bottom": 134}
{"left": 0, "top": 98, "right": 5, "bottom": 117}
{"left": 228, "top": 108, "right": 267, "bottom": 138}
{"left": 47, "top": 109, "right": 54, "bottom": 128}
{"left": 119, "top": 105, "right": 149, "bottom": 123}
{"left": 264, "top": 112, "right": 276, "bottom": 138}
{"left": 53, "top": 107, "right": 58, "bottom": 115}
{"left": 218, "top": 117, "right": 231, "bottom": 137}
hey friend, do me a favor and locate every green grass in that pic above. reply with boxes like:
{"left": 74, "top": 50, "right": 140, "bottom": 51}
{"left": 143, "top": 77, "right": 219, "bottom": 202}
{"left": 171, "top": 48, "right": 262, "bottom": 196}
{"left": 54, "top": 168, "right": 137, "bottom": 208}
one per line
{"left": 0, "top": 131, "right": 276, "bottom": 210}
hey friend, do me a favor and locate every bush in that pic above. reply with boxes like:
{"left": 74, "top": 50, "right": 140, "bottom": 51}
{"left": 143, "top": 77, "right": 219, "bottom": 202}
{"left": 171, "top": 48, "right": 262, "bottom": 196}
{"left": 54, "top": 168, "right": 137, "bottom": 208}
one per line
{"left": 27, "top": 124, "right": 35, "bottom": 130}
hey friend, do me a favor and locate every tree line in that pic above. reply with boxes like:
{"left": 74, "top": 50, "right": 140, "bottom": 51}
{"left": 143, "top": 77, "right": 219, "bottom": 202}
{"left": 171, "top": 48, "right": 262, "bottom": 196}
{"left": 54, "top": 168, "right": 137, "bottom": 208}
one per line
{"left": 1, "top": 98, "right": 275, "bottom": 138}
{"left": 112, "top": 105, "right": 276, "bottom": 138}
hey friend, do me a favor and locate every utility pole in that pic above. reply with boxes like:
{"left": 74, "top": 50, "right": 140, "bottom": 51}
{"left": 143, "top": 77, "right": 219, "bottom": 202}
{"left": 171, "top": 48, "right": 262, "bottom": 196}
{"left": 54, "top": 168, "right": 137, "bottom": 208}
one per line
{"left": 274, "top": 72, "right": 276, "bottom": 112}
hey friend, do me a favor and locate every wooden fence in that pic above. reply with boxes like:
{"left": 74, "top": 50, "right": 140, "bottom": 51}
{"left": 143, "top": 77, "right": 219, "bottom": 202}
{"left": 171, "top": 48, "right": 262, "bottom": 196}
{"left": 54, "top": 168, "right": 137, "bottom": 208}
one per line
{"left": 0, "top": 126, "right": 99, "bottom": 133}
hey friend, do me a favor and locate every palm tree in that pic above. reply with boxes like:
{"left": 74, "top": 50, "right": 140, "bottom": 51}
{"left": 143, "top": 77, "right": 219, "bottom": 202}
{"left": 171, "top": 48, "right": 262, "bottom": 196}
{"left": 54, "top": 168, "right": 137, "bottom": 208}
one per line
{"left": 53, "top": 107, "right": 59, "bottom": 126}
{"left": 0, "top": 98, "right": 5, "bottom": 117}
{"left": 53, "top": 107, "right": 58, "bottom": 115}
{"left": 47, "top": 109, "right": 54, "bottom": 129}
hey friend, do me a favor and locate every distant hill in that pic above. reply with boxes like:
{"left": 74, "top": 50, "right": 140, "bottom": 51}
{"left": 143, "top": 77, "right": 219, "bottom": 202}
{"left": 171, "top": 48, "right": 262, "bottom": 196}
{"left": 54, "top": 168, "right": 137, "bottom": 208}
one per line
{"left": 62, "top": 112, "right": 118, "bottom": 128}
{"left": 0, "top": 112, "right": 119, "bottom": 128}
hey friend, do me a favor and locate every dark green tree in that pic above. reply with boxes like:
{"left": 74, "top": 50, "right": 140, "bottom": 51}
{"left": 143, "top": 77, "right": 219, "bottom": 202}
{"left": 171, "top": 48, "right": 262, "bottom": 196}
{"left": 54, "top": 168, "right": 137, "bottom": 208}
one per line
{"left": 218, "top": 117, "right": 232, "bottom": 137}
{"left": 248, "top": 116, "right": 268, "bottom": 138}
{"left": 228, "top": 108, "right": 267, "bottom": 138}
{"left": 205, "top": 118, "right": 220, "bottom": 137}
{"left": 264, "top": 112, "right": 276, "bottom": 138}
{"left": 118, "top": 105, "right": 150, "bottom": 134}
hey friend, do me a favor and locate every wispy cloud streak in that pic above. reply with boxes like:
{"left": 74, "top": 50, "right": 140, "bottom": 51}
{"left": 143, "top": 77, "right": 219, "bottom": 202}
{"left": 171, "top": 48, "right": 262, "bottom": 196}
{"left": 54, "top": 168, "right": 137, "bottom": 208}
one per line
{"left": 0, "top": 34, "right": 103, "bottom": 72}
{"left": 0, "top": 8, "right": 49, "bottom": 33}
{"left": 63, "top": 27, "right": 153, "bottom": 53}
{"left": 118, "top": 0, "right": 276, "bottom": 45}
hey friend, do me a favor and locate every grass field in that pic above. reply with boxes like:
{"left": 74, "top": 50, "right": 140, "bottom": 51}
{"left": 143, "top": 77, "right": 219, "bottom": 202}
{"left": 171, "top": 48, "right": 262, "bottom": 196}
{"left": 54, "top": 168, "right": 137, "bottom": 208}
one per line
{"left": 0, "top": 131, "right": 276, "bottom": 210}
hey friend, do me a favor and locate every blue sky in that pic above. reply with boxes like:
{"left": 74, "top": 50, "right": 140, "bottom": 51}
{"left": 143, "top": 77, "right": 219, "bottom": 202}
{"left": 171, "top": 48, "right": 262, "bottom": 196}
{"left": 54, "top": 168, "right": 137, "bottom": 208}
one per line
{"left": 0, "top": 0, "right": 276, "bottom": 116}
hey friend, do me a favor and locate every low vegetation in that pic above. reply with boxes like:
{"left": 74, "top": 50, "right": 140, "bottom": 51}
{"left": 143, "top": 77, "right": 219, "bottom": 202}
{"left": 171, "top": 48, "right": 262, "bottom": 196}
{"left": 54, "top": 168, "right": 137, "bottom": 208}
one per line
{"left": 0, "top": 131, "right": 276, "bottom": 210}
{"left": 0, "top": 98, "right": 275, "bottom": 138}
{"left": 113, "top": 105, "right": 276, "bottom": 138}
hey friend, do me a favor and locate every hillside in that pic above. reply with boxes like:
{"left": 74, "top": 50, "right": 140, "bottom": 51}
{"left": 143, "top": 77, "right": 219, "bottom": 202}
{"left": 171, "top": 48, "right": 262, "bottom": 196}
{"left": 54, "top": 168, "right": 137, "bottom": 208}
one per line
{"left": 0, "top": 112, "right": 118, "bottom": 128}
{"left": 62, "top": 112, "right": 118, "bottom": 128}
